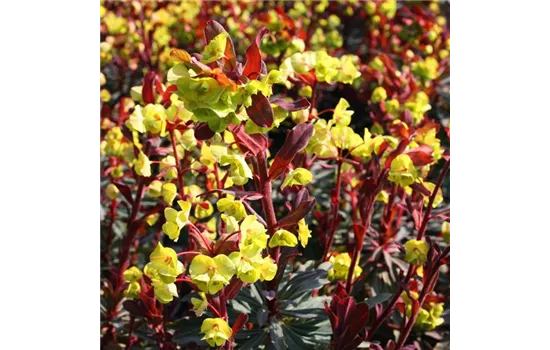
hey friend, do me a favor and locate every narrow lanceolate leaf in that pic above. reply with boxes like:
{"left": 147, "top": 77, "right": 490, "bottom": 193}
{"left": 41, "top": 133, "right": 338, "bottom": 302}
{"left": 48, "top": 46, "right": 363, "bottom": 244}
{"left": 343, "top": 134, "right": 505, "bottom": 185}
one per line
{"left": 277, "top": 198, "right": 316, "bottom": 228}
{"left": 269, "top": 319, "right": 286, "bottom": 350}
{"left": 229, "top": 122, "right": 268, "bottom": 155}
{"left": 122, "top": 300, "right": 145, "bottom": 317}
{"left": 409, "top": 182, "right": 431, "bottom": 196}
{"left": 142, "top": 71, "right": 161, "bottom": 104}
{"left": 204, "top": 20, "right": 237, "bottom": 71}
{"left": 292, "top": 188, "right": 310, "bottom": 210}
{"left": 112, "top": 181, "right": 134, "bottom": 205}
{"left": 269, "top": 122, "right": 314, "bottom": 180}
{"left": 242, "top": 27, "right": 269, "bottom": 79}
{"left": 246, "top": 93, "right": 274, "bottom": 128}
{"left": 271, "top": 98, "right": 311, "bottom": 112}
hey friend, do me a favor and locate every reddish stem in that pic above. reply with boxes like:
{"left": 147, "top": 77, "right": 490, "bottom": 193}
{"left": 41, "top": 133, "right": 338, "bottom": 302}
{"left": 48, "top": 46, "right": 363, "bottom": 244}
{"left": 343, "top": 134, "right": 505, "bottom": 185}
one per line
{"left": 125, "top": 316, "right": 135, "bottom": 350}
{"left": 104, "top": 198, "right": 118, "bottom": 265}
{"left": 322, "top": 160, "right": 343, "bottom": 261}
{"left": 170, "top": 130, "right": 186, "bottom": 200}
{"left": 256, "top": 152, "right": 278, "bottom": 260}
{"left": 416, "top": 159, "right": 450, "bottom": 240}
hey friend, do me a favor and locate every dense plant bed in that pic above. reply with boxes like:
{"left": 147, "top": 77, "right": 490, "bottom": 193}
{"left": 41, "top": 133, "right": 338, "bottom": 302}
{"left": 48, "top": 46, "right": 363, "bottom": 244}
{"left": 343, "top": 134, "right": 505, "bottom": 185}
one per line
{"left": 100, "top": 1, "right": 450, "bottom": 349}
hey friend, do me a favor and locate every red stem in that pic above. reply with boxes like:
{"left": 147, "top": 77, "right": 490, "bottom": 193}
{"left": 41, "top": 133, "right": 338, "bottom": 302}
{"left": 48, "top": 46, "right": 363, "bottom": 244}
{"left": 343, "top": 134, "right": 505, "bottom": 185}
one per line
{"left": 322, "top": 160, "right": 343, "bottom": 261}
{"left": 256, "top": 152, "right": 278, "bottom": 260}
{"left": 416, "top": 159, "right": 450, "bottom": 240}
{"left": 104, "top": 198, "right": 118, "bottom": 265}
{"left": 170, "top": 130, "right": 186, "bottom": 200}
{"left": 366, "top": 160, "right": 449, "bottom": 341}
{"left": 125, "top": 316, "right": 135, "bottom": 350}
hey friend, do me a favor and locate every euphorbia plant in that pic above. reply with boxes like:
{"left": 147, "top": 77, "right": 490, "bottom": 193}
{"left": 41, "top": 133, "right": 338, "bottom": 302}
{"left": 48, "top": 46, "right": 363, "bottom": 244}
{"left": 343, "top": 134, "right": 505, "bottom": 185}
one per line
{"left": 101, "top": 2, "right": 450, "bottom": 349}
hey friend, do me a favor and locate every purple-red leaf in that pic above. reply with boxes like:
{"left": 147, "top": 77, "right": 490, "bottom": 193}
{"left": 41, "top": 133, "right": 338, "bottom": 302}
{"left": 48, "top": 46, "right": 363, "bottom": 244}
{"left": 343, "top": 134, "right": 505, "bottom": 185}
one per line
{"left": 292, "top": 188, "right": 310, "bottom": 210}
{"left": 406, "top": 144, "right": 434, "bottom": 166}
{"left": 213, "top": 231, "right": 239, "bottom": 255}
{"left": 112, "top": 181, "right": 134, "bottom": 205}
{"left": 269, "top": 123, "right": 314, "bottom": 179}
{"left": 246, "top": 93, "right": 274, "bottom": 128}
{"left": 410, "top": 182, "right": 431, "bottom": 197}
{"left": 277, "top": 198, "right": 316, "bottom": 228}
{"left": 228, "top": 122, "right": 268, "bottom": 155}
{"left": 142, "top": 72, "right": 159, "bottom": 104}
{"left": 271, "top": 98, "right": 311, "bottom": 112}
{"left": 242, "top": 27, "right": 269, "bottom": 79}
{"left": 194, "top": 122, "right": 216, "bottom": 140}
{"left": 123, "top": 300, "right": 145, "bottom": 317}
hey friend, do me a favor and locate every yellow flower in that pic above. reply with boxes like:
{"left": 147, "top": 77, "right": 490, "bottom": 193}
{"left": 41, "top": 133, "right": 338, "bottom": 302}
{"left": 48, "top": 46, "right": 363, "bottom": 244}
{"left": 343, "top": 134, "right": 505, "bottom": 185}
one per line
{"left": 221, "top": 214, "right": 240, "bottom": 234}
{"left": 147, "top": 180, "right": 163, "bottom": 198}
{"left": 330, "top": 125, "right": 363, "bottom": 150}
{"left": 152, "top": 279, "right": 179, "bottom": 304}
{"left": 371, "top": 86, "right": 387, "bottom": 103}
{"left": 123, "top": 266, "right": 142, "bottom": 283}
{"left": 220, "top": 154, "right": 253, "bottom": 186}
{"left": 200, "top": 318, "right": 232, "bottom": 348}
{"left": 144, "top": 243, "right": 184, "bottom": 285}
{"left": 239, "top": 215, "right": 268, "bottom": 253}
{"left": 195, "top": 201, "right": 214, "bottom": 219}
{"left": 105, "top": 184, "right": 119, "bottom": 200}
{"left": 268, "top": 229, "right": 298, "bottom": 248}
{"left": 351, "top": 129, "right": 374, "bottom": 159}
{"left": 134, "top": 151, "right": 151, "bottom": 177}
{"left": 328, "top": 252, "right": 362, "bottom": 282}
{"left": 422, "top": 182, "right": 444, "bottom": 207}
{"left": 388, "top": 154, "right": 418, "bottom": 187}
{"left": 217, "top": 198, "right": 247, "bottom": 221}
{"left": 441, "top": 221, "right": 450, "bottom": 244}
{"left": 123, "top": 266, "right": 142, "bottom": 298}
{"left": 189, "top": 254, "right": 235, "bottom": 294}
{"left": 146, "top": 213, "right": 160, "bottom": 226}
{"left": 297, "top": 219, "right": 312, "bottom": 248}
{"left": 332, "top": 98, "right": 354, "bottom": 126}
{"left": 160, "top": 155, "right": 178, "bottom": 180}
{"left": 162, "top": 200, "right": 192, "bottom": 242}
{"left": 201, "top": 32, "right": 229, "bottom": 64}
{"left": 376, "top": 190, "right": 389, "bottom": 204}
{"left": 404, "top": 239, "right": 430, "bottom": 266}
{"left": 162, "top": 183, "right": 178, "bottom": 204}
{"left": 281, "top": 168, "right": 312, "bottom": 189}
{"left": 191, "top": 292, "right": 208, "bottom": 317}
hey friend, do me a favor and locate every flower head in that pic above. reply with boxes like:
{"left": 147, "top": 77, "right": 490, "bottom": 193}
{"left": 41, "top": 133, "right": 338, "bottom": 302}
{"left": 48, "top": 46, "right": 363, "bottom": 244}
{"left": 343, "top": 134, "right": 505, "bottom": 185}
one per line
{"left": 297, "top": 219, "right": 312, "bottom": 248}
{"left": 388, "top": 154, "right": 418, "bottom": 187}
{"left": 268, "top": 229, "right": 298, "bottom": 248}
{"left": 200, "top": 318, "right": 232, "bottom": 348}
{"left": 281, "top": 168, "right": 312, "bottom": 189}
{"left": 162, "top": 200, "right": 192, "bottom": 241}
{"left": 404, "top": 239, "right": 430, "bottom": 266}
{"left": 189, "top": 254, "right": 235, "bottom": 294}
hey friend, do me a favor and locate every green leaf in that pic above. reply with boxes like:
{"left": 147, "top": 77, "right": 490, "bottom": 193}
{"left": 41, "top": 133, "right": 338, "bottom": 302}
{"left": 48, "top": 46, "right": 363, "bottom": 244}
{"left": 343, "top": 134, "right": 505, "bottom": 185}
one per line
{"left": 238, "top": 328, "right": 269, "bottom": 349}
{"left": 269, "top": 319, "right": 285, "bottom": 350}
{"left": 278, "top": 268, "right": 329, "bottom": 300}
{"left": 133, "top": 328, "right": 156, "bottom": 343}
{"left": 366, "top": 293, "right": 393, "bottom": 308}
